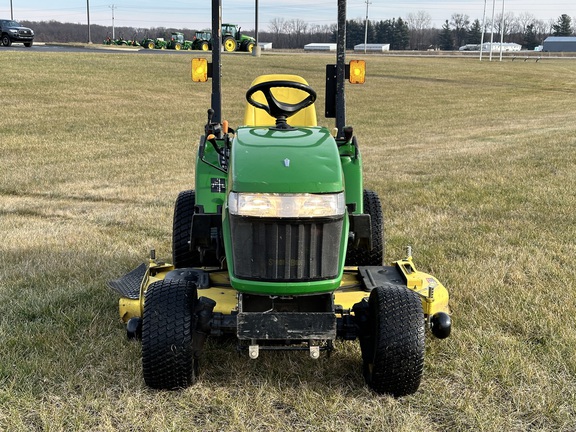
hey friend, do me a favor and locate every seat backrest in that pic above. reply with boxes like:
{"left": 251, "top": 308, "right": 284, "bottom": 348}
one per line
{"left": 243, "top": 74, "right": 317, "bottom": 127}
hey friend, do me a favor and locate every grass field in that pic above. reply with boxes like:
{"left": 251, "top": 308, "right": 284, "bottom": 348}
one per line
{"left": 1, "top": 49, "right": 576, "bottom": 431}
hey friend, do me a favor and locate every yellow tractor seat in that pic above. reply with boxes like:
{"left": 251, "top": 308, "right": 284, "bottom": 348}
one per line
{"left": 243, "top": 74, "right": 317, "bottom": 127}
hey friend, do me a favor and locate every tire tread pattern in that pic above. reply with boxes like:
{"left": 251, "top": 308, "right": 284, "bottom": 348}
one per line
{"left": 142, "top": 279, "right": 198, "bottom": 390}
{"left": 365, "top": 284, "right": 425, "bottom": 397}
{"left": 172, "top": 190, "right": 200, "bottom": 268}
{"left": 346, "top": 189, "right": 384, "bottom": 266}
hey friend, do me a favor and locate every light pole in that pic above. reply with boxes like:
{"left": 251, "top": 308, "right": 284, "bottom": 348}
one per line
{"left": 499, "top": 0, "right": 505, "bottom": 61}
{"left": 363, "top": 0, "right": 371, "bottom": 53}
{"left": 10, "top": 0, "right": 13, "bottom": 19}
{"left": 252, "top": 0, "right": 261, "bottom": 56}
{"left": 489, "top": 0, "right": 495, "bottom": 61}
{"left": 87, "top": 0, "right": 92, "bottom": 44}
{"left": 480, "top": 0, "right": 487, "bottom": 60}
{"left": 110, "top": 4, "right": 116, "bottom": 39}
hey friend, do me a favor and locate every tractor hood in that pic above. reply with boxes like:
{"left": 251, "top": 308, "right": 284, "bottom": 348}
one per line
{"left": 230, "top": 126, "right": 343, "bottom": 194}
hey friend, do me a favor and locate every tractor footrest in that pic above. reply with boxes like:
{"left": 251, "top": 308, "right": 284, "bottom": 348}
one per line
{"left": 107, "top": 263, "right": 147, "bottom": 299}
{"left": 359, "top": 265, "right": 407, "bottom": 291}
{"left": 237, "top": 312, "right": 336, "bottom": 341}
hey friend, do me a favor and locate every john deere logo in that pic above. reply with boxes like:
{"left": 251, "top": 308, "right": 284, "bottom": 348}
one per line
{"left": 284, "top": 158, "right": 290, "bottom": 167}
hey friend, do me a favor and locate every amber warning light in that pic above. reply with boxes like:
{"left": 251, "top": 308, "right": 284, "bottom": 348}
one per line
{"left": 192, "top": 58, "right": 209, "bottom": 82}
{"left": 349, "top": 60, "right": 366, "bottom": 84}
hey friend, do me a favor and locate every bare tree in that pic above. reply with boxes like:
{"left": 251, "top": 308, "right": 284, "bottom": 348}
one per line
{"left": 268, "top": 17, "right": 289, "bottom": 47}
{"left": 406, "top": 10, "right": 432, "bottom": 50}
{"left": 451, "top": 13, "right": 470, "bottom": 48}
{"left": 285, "top": 19, "right": 308, "bottom": 48}
{"left": 517, "top": 12, "right": 536, "bottom": 32}
{"left": 533, "top": 19, "right": 549, "bottom": 41}
{"left": 491, "top": 11, "right": 515, "bottom": 40}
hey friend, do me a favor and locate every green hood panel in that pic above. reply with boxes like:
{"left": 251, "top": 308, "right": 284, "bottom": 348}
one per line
{"left": 230, "top": 126, "right": 343, "bottom": 194}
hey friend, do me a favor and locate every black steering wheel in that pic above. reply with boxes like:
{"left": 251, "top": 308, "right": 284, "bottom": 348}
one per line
{"left": 246, "top": 81, "right": 317, "bottom": 124}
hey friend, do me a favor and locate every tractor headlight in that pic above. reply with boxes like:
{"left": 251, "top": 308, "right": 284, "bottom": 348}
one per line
{"left": 228, "top": 192, "right": 345, "bottom": 218}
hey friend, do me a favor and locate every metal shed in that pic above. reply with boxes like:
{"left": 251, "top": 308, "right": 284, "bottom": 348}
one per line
{"left": 543, "top": 36, "right": 576, "bottom": 52}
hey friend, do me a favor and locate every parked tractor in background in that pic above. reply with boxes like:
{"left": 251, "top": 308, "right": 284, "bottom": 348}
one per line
{"left": 103, "top": 35, "right": 140, "bottom": 46}
{"left": 192, "top": 31, "right": 212, "bottom": 51}
{"left": 167, "top": 32, "right": 194, "bottom": 50}
{"left": 222, "top": 23, "right": 255, "bottom": 52}
{"left": 141, "top": 36, "right": 167, "bottom": 49}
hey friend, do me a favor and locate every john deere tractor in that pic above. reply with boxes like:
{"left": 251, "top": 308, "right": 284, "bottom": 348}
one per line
{"left": 166, "top": 32, "right": 193, "bottom": 50}
{"left": 140, "top": 36, "right": 166, "bottom": 50}
{"left": 191, "top": 31, "right": 212, "bottom": 51}
{"left": 222, "top": 23, "right": 255, "bottom": 52}
{"left": 109, "top": 0, "right": 451, "bottom": 397}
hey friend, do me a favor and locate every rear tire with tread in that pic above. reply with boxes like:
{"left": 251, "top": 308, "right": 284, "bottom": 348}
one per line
{"left": 142, "top": 279, "right": 198, "bottom": 390}
{"left": 346, "top": 189, "right": 384, "bottom": 266}
{"left": 172, "top": 190, "right": 201, "bottom": 268}
{"left": 223, "top": 36, "right": 237, "bottom": 52}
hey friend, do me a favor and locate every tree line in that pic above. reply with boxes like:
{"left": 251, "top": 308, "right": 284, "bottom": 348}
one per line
{"left": 21, "top": 12, "right": 574, "bottom": 50}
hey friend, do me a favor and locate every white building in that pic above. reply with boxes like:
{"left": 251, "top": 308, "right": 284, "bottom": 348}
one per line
{"left": 353, "top": 43, "right": 390, "bottom": 52}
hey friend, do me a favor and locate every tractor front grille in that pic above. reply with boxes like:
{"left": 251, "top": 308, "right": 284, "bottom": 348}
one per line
{"left": 230, "top": 215, "right": 343, "bottom": 282}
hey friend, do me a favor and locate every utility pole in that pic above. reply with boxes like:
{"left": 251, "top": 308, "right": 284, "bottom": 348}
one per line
{"left": 479, "top": 0, "right": 487, "bottom": 60}
{"left": 363, "top": 0, "right": 371, "bottom": 54}
{"left": 489, "top": 0, "right": 495, "bottom": 61}
{"left": 252, "top": 0, "right": 261, "bottom": 56}
{"left": 110, "top": 4, "right": 116, "bottom": 39}
{"left": 87, "top": 0, "right": 92, "bottom": 44}
{"left": 499, "top": 0, "right": 505, "bottom": 61}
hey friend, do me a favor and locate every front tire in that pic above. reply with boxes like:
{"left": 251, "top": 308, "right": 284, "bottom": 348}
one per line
{"left": 361, "top": 284, "right": 425, "bottom": 397}
{"left": 142, "top": 280, "right": 198, "bottom": 390}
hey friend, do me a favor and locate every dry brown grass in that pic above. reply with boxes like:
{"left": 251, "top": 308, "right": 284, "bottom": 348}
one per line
{"left": 1, "top": 50, "right": 576, "bottom": 431}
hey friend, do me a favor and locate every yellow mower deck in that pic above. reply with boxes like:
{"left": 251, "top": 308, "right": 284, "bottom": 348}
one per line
{"left": 114, "top": 256, "right": 450, "bottom": 325}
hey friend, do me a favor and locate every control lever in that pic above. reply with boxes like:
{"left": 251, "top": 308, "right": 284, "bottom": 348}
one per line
{"left": 206, "top": 134, "right": 224, "bottom": 155}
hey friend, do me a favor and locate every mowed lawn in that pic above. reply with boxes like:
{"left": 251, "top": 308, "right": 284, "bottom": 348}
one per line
{"left": 1, "top": 49, "right": 576, "bottom": 431}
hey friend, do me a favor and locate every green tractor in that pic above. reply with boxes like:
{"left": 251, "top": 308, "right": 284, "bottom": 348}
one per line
{"left": 141, "top": 36, "right": 167, "bottom": 50}
{"left": 222, "top": 23, "right": 255, "bottom": 52}
{"left": 191, "top": 31, "right": 212, "bottom": 51}
{"left": 167, "top": 32, "right": 193, "bottom": 50}
{"left": 109, "top": 0, "right": 451, "bottom": 397}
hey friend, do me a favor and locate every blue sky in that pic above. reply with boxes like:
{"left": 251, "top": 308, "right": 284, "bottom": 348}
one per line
{"left": 3, "top": 1, "right": 574, "bottom": 30}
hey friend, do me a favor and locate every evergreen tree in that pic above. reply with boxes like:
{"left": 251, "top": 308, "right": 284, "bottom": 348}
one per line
{"left": 392, "top": 18, "right": 410, "bottom": 50}
{"left": 374, "top": 20, "right": 394, "bottom": 47}
{"left": 467, "top": 19, "right": 483, "bottom": 44}
{"left": 552, "top": 14, "right": 573, "bottom": 36}
{"left": 346, "top": 19, "right": 365, "bottom": 49}
{"left": 523, "top": 24, "right": 540, "bottom": 50}
{"left": 438, "top": 20, "right": 454, "bottom": 50}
